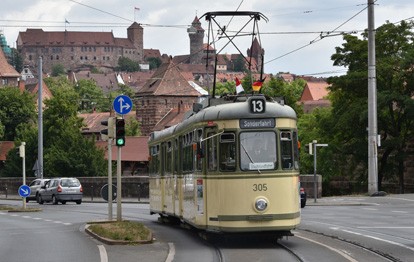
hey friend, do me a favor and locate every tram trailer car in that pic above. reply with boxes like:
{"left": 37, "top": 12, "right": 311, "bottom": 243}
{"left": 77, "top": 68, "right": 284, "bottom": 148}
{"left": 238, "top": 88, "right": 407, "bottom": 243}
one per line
{"left": 148, "top": 95, "right": 301, "bottom": 238}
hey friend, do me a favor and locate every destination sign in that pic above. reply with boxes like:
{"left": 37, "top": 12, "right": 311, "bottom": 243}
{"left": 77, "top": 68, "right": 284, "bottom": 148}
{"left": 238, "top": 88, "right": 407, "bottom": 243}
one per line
{"left": 240, "top": 118, "right": 275, "bottom": 129}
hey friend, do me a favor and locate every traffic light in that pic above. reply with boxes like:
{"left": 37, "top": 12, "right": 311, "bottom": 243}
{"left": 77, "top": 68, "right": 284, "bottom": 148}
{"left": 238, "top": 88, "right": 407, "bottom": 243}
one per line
{"left": 115, "top": 118, "right": 126, "bottom": 147}
{"left": 100, "top": 117, "right": 115, "bottom": 140}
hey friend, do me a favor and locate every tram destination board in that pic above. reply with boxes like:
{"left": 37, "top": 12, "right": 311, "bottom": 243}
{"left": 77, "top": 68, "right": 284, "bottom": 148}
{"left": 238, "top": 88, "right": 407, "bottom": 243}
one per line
{"left": 240, "top": 118, "right": 275, "bottom": 129}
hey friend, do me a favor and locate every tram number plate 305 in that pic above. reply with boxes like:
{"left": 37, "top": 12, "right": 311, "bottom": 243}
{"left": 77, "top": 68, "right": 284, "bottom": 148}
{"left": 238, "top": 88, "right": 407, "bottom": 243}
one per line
{"left": 253, "top": 183, "right": 268, "bottom": 191}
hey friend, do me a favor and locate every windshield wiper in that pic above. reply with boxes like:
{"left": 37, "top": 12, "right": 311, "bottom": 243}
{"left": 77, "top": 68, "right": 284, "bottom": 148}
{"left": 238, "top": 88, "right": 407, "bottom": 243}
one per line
{"left": 241, "top": 143, "right": 261, "bottom": 174}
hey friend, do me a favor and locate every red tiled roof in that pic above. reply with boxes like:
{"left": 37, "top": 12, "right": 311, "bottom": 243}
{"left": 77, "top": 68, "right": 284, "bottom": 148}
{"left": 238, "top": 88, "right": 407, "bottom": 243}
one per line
{"left": 300, "top": 81, "right": 330, "bottom": 102}
{"left": 152, "top": 105, "right": 192, "bottom": 131}
{"left": 0, "top": 141, "right": 15, "bottom": 161}
{"left": 138, "top": 61, "right": 202, "bottom": 96}
{"left": 79, "top": 111, "right": 136, "bottom": 134}
{"left": 144, "top": 49, "right": 161, "bottom": 59}
{"left": 0, "top": 48, "right": 20, "bottom": 77}
{"left": 96, "top": 136, "right": 149, "bottom": 161}
{"left": 18, "top": 29, "right": 117, "bottom": 46}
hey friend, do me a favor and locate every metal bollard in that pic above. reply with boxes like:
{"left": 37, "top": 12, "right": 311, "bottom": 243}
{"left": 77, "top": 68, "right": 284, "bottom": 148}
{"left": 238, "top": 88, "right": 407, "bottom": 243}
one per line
{"left": 5, "top": 187, "right": 7, "bottom": 199}
{"left": 137, "top": 184, "right": 141, "bottom": 202}
{"left": 91, "top": 185, "right": 94, "bottom": 201}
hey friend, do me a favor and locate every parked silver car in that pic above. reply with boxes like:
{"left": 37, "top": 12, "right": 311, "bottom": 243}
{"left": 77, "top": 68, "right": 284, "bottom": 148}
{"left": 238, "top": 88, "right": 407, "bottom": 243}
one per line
{"left": 37, "top": 178, "right": 83, "bottom": 205}
{"left": 27, "top": 178, "right": 50, "bottom": 203}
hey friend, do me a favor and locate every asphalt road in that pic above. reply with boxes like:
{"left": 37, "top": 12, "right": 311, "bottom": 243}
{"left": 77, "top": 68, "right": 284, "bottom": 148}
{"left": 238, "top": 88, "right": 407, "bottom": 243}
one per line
{"left": 1, "top": 194, "right": 413, "bottom": 261}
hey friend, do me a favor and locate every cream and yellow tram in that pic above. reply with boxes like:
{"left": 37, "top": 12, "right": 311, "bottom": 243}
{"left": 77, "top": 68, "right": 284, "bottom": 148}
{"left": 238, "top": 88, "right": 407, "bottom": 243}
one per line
{"left": 148, "top": 95, "right": 301, "bottom": 237}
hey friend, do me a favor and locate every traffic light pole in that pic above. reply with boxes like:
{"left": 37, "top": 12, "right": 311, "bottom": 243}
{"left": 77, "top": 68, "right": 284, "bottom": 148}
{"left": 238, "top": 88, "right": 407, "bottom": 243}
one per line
{"left": 116, "top": 145, "right": 122, "bottom": 221}
{"left": 108, "top": 138, "right": 113, "bottom": 221}
{"left": 311, "top": 140, "right": 328, "bottom": 203}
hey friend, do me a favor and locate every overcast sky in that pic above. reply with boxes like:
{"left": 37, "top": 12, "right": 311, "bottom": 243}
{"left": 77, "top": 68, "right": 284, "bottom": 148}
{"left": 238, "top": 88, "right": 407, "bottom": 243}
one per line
{"left": 0, "top": 0, "right": 413, "bottom": 76}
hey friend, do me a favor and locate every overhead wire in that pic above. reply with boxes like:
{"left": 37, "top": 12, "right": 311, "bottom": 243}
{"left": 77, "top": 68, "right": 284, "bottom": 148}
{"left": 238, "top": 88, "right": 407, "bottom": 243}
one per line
{"left": 264, "top": 1, "right": 376, "bottom": 66}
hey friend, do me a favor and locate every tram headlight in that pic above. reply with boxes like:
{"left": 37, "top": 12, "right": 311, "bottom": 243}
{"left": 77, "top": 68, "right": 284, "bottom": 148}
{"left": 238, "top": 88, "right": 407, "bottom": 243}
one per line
{"left": 255, "top": 198, "right": 268, "bottom": 212}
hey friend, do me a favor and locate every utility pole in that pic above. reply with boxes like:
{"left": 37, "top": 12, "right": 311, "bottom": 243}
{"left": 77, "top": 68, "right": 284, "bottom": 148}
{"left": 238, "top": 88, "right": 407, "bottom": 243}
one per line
{"left": 367, "top": 0, "right": 378, "bottom": 195}
{"left": 38, "top": 57, "right": 44, "bottom": 179}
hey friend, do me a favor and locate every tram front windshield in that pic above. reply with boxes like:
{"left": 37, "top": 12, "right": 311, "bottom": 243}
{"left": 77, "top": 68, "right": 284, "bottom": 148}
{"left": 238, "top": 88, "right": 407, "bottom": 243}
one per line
{"left": 240, "top": 131, "right": 277, "bottom": 171}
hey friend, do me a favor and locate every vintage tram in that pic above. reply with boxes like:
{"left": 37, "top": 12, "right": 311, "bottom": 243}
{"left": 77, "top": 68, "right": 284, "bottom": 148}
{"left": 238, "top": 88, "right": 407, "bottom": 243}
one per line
{"left": 148, "top": 94, "right": 301, "bottom": 237}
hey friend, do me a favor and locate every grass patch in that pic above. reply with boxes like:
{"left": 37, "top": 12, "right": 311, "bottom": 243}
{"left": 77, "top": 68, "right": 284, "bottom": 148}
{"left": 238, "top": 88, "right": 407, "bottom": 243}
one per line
{"left": 88, "top": 221, "right": 151, "bottom": 242}
{"left": 0, "top": 205, "right": 41, "bottom": 212}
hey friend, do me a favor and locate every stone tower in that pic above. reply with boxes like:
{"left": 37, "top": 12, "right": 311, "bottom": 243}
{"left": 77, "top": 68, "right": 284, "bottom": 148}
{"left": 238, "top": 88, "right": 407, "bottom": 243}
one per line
{"left": 127, "top": 22, "right": 144, "bottom": 62}
{"left": 247, "top": 37, "right": 264, "bottom": 72}
{"left": 187, "top": 16, "right": 204, "bottom": 64}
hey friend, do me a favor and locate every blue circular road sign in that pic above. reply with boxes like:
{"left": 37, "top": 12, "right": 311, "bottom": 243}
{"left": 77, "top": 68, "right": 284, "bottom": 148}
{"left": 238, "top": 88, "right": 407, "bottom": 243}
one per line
{"left": 18, "top": 185, "right": 31, "bottom": 198}
{"left": 113, "top": 95, "right": 133, "bottom": 115}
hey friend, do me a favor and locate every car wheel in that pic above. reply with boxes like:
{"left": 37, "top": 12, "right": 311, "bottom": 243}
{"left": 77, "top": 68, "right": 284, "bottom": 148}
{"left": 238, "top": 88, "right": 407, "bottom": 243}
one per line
{"left": 76, "top": 200, "right": 82, "bottom": 205}
{"left": 52, "top": 195, "right": 58, "bottom": 205}
{"left": 61, "top": 201, "right": 66, "bottom": 205}
{"left": 38, "top": 195, "right": 44, "bottom": 205}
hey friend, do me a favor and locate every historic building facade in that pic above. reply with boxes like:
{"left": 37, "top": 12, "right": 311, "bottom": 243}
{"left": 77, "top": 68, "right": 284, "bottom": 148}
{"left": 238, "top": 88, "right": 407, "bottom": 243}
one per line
{"left": 16, "top": 22, "right": 144, "bottom": 73}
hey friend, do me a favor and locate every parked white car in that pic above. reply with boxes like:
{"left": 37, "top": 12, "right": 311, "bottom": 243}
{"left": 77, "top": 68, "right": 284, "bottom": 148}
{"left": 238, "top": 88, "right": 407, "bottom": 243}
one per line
{"left": 38, "top": 178, "right": 83, "bottom": 205}
{"left": 27, "top": 178, "right": 50, "bottom": 203}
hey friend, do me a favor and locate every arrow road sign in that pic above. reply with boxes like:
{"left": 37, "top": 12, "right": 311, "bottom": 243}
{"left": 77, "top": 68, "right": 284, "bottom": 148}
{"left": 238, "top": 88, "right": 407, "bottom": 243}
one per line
{"left": 18, "top": 185, "right": 31, "bottom": 198}
{"left": 113, "top": 95, "right": 132, "bottom": 115}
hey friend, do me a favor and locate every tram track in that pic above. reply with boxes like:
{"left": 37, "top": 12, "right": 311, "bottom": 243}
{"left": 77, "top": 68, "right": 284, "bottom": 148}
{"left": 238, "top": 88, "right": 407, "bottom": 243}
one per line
{"left": 296, "top": 229, "right": 402, "bottom": 262}
{"left": 277, "top": 241, "right": 306, "bottom": 262}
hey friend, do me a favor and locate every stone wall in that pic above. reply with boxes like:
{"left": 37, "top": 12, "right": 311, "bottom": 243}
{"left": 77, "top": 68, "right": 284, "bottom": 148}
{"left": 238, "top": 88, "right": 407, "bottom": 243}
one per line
{"left": 0, "top": 176, "right": 149, "bottom": 200}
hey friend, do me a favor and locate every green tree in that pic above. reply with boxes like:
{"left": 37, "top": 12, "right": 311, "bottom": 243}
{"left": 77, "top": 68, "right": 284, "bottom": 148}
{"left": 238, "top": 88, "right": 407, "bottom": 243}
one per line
{"left": 233, "top": 54, "right": 247, "bottom": 72}
{"left": 42, "top": 85, "right": 106, "bottom": 177}
{"left": 262, "top": 77, "right": 305, "bottom": 115}
{"left": 146, "top": 57, "right": 162, "bottom": 70}
{"left": 10, "top": 48, "right": 23, "bottom": 73}
{"left": 74, "top": 79, "right": 105, "bottom": 113}
{"left": 117, "top": 57, "right": 140, "bottom": 72}
{"left": 126, "top": 117, "right": 141, "bottom": 136}
{"left": 325, "top": 21, "right": 414, "bottom": 192}
{"left": 0, "top": 87, "right": 36, "bottom": 141}
{"left": 51, "top": 64, "right": 66, "bottom": 77}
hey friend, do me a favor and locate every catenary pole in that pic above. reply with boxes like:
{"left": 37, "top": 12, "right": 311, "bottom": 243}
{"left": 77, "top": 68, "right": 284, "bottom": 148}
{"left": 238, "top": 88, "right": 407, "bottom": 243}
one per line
{"left": 368, "top": 0, "right": 378, "bottom": 194}
{"left": 38, "top": 57, "right": 44, "bottom": 179}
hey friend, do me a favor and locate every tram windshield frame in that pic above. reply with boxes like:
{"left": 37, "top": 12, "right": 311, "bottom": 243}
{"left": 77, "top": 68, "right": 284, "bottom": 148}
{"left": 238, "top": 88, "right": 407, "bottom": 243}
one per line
{"left": 240, "top": 131, "right": 277, "bottom": 171}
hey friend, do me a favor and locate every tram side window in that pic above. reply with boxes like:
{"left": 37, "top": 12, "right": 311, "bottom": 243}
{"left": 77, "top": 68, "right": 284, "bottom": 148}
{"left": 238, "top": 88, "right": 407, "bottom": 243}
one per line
{"left": 280, "top": 131, "right": 293, "bottom": 169}
{"left": 293, "top": 131, "right": 300, "bottom": 170}
{"left": 166, "top": 141, "right": 172, "bottom": 173}
{"left": 149, "top": 145, "right": 160, "bottom": 176}
{"left": 183, "top": 137, "right": 194, "bottom": 172}
{"left": 219, "top": 133, "right": 236, "bottom": 172}
{"left": 207, "top": 132, "right": 217, "bottom": 171}
{"left": 174, "top": 139, "right": 179, "bottom": 173}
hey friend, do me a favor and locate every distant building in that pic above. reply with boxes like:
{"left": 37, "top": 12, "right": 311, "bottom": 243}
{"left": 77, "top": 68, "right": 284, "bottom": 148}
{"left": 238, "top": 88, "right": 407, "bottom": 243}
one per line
{"left": 136, "top": 59, "right": 208, "bottom": 136}
{"left": 0, "top": 47, "right": 20, "bottom": 87}
{"left": 299, "top": 81, "right": 331, "bottom": 113}
{"left": 17, "top": 22, "right": 145, "bottom": 73}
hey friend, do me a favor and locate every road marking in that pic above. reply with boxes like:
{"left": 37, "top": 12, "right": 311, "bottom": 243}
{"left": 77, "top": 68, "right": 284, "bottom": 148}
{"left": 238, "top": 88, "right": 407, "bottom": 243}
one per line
{"left": 388, "top": 197, "right": 414, "bottom": 202}
{"left": 295, "top": 233, "right": 358, "bottom": 262}
{"left": 341, "top": 229, "right": 414, "bottom": 252}
{"left": 358, "top": 226, "right": 414, "bottom": 229}
{"left": 165, "top": 242, "right": 175, "bottom": 262}
{"left": 391, "top": 211, "right": 408, "bottom": 214}
{"left": 362, "top": 208, "right": 378, "bottom": 211}
{"left": 98, "top": 245, "right": 108, "bottom": 262}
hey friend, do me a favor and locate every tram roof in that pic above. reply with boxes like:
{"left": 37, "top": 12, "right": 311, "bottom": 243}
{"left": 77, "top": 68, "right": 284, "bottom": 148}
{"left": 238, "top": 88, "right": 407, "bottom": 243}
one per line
{"left": 149, "top": 95, "right": 297, "bottom": 142}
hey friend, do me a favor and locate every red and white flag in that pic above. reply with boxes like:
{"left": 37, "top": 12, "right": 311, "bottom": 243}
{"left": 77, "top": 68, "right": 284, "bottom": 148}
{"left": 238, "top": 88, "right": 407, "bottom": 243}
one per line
{"left": 235, "top": 77, "right": 244, "bottom": 94}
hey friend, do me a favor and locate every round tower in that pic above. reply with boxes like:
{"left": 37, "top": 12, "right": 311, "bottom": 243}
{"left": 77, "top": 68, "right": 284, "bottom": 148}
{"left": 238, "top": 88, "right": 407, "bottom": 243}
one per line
{"left": 187, "top": 16, "right": 204, "bottom": 64}
{"left": 127, "top": 22, "right": 144, "bottom": 62}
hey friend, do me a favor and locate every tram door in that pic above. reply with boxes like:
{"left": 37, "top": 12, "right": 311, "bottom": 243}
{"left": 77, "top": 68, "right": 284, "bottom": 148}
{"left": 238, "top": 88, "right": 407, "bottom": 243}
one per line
{"left": 163, "top": 141, "right": 174, "bottom": 215}
{"left": 202, "top": 128, "right": 218, "bottom": 224}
